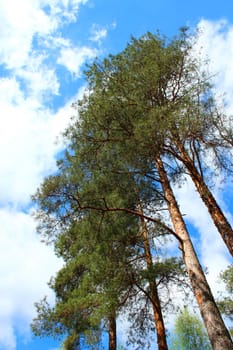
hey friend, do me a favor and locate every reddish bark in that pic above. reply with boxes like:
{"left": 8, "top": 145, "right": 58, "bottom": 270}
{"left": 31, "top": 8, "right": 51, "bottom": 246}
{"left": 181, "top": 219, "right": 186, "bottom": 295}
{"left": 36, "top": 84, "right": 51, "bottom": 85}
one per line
{"left": 178, "top": 145, "right": 233, "bottom": 257}
{"left": 138, "top": 202, "right": 168, "bottom": 350}
{"left": 155, "top": 155, "right": 233, "bottom": 350}
{"left": 109, "top": 315, "right": 117, "bottom": 350}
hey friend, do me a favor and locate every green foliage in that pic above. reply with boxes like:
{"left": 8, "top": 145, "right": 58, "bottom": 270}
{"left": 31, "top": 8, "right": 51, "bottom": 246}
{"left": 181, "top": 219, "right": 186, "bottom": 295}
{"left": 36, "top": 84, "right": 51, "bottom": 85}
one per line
{"left": 220, "top": 264, "right": 233, "bottom": 294}
{"left": 31, "top": 210, "right": 141, "bottom": 348}
{"left": 218, "top": 264, "right": 233, "bottom": 335}
{"left": 169, "top": 308, "right": 212, "bottom": 350}
{"left": 31, "top": 27, "right": 232, "bottom": 349}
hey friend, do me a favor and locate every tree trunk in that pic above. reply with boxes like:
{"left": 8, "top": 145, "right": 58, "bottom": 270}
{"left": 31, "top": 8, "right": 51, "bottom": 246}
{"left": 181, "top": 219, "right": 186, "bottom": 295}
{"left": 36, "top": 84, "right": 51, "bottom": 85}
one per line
{"left": 155, "top": 155, "right": 233, "bottom": 350}
{"left": 148, "top": 279, "right": 168, "bottom": 350}
{"left": 109, "top": 315, "right": 117, "bottom": 350}
{"left": 179, "top": 145, "right": 233, "bottom": 257}
{"left": 138, "top": 203, "right": 168, "bottom": 350}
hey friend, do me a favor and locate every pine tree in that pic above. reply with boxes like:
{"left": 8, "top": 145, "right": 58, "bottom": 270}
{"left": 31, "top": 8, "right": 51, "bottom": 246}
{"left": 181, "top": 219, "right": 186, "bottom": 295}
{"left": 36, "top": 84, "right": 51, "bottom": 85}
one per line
{"left": 74, "top": 30, "right": 232, "bottom": 348}
{"left": 32, "top": 29, "right": 233, "bottom": 349}
{"left": 218, "top": 264, "right": 233, "bottom": 335}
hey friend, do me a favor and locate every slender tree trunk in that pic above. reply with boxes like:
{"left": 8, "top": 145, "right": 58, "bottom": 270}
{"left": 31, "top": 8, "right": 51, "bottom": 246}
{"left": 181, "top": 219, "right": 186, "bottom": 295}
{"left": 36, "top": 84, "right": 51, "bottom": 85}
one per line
{"left": 109, "top": 315, "right": 117, "bottom": 350}
{"left": 138, "top": 203, "right": 168, "bottom": 350}
{"left": 148, "top": 279, "right": 168, "bottom": 350}
{"left": 155, "top": 155, "right": 233, "bottom": 350}
{"left": 179, "top": 145, "right": 233, "bottom": 257}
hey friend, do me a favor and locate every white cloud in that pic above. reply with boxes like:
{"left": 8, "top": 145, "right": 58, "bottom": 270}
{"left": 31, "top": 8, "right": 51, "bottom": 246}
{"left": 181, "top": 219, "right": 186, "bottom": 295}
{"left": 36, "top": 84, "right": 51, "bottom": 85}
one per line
{"left": 0, "top": 0, "right": 92, "bottom": 210}
{"left": 90, "top": 24, "right": 108, "bottom": 43}
{"left": 0, "top": 321, "right": 16, "bottom": 350}
{"left": 16, "top": 55, "right": 60, "bottom": 102}
{"left": 194, "top": 19, "right": 233, "bottom": 283}
{"left": 0, "top": 207, "right": 62, "bottom": 349}
{"left": 0, "top": 0, "right": 89, "bottom": 70}
{"left": 0, "top": 1, "right": 96, "bottom": 349}
{"left": 196, "top": 19, "right": 233, "bottom": 111}
{"left": 0, "top": 79, "right": 75, "bottom": 206}
{"left": 174, "top": 177, "right": 232, "bottom": 296}
{"left": 0, "top": 0, "right": 55, "bottom": 70}
{"left": 57, "top": 45, "right": 98, "bottom": 76}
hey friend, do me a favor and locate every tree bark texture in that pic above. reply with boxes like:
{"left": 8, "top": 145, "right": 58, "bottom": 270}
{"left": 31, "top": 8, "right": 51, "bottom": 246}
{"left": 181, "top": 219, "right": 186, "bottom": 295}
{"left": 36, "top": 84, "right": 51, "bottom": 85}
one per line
{"left": 155, "top": 155, "right": 233, "bottom": 350}
{"left": 109, "top": 315, "right": 117, "bottom": 350}
{"left": 179, "top": 146, "right": 233, "bottom": 257}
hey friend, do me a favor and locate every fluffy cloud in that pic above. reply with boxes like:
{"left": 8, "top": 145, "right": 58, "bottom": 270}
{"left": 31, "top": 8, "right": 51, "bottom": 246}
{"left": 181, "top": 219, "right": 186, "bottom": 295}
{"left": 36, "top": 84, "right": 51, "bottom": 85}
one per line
{"left": 0, "top": 77, "right": 75, "bottom": 206}
{"left": 0, "top": 0, "right": 89, "bottom": 68}
{"left": 174, "top": 177, "right": 232, "bottom": 295}
{"left": 0, "top": 207, "right": 62, "bottom": 349}
{"left": 90, "top": 24, "right": 108, "bottom": 43}
{"left": 0, "top": 0, "right": 98, "bottom": 209}
{"left": 197, "top": 19, "right": 233, "bottom": 111}
{"left": 0, "top": 1, "right": 102, "bottom": 349}
{"left": 0, "top": 73, "right": 78, "bottom": 348}
{"left": 57, "top": 45, "right": 98, "bottom": 76}
{"left": 194, "top": 19, "right": 233, "bottom": 278}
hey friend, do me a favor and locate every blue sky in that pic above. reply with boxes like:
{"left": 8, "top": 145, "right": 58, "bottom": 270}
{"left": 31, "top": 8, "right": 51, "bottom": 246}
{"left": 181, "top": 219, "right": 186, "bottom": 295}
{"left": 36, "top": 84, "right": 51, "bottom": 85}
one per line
{"left": 0, "top": 1, "right": 233, "bottom": 349}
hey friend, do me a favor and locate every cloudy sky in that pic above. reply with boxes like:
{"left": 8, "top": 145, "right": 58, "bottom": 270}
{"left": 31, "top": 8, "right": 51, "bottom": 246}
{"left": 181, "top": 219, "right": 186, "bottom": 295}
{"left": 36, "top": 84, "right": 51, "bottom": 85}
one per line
{"left": 0, "top": 0, "right": 233, "bottom": 349}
